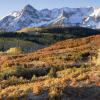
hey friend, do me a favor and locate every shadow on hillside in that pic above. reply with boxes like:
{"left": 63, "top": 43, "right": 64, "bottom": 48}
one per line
{"left": 7, "top": 86, "right": 100, "bottom": 100}
{"left": 61, "top": 86, "right": 100, "bottom": 100}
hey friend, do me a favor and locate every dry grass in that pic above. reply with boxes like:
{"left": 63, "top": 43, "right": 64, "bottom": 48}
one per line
{"left": 0, "top": 35, "right": 100, "bottom": 99}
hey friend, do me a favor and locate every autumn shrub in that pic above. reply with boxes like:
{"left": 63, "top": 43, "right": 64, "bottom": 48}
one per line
{"left": 0, "top": 66, "right": 34, "bottom": 80}
{"left": 1, "top": 68, "right": 16, "bottom": 80}
{"left": 49, "top": 87, "right": 63, "bottom": 100}
{"left": 31, "top": 75, "right": 36, "bottom": 81}
{"left": 47, "top": 67, "right": 57, "bottom": 78}
{"left": 0, "top": 76, "right": 28, "bottom": 89}
{"left": 15, "top": 66, "right": 34, "bottom": 79}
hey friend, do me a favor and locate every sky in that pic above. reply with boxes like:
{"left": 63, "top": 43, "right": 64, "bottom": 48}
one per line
{"left": 0, "top": 0, "right": 100, "bottom": 18}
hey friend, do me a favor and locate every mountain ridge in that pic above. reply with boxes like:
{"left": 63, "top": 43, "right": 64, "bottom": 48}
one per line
{"left": 0, "top": 4, "right": 100, "bottom": 31}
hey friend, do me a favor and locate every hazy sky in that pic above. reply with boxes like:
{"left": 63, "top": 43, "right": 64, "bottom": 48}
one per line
{"left": 0, "top": 0, "right": 100, "bottom": 17}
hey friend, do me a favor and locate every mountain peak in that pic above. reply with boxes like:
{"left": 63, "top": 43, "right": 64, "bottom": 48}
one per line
{"left": 21, "top": 4, "right": 39, "bottom": 18}
{"left": 24, "top": 4, "right": 34, "bottom": 9}
{"left": 22, "top": 4, "right": 36, "bottom": 12}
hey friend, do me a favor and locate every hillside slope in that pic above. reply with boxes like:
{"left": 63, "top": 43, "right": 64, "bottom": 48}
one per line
{"left": 0, "top": 27, "right": 99, "bottom": 52}
{"left": 0, "top": 35, "right": 100, "bottom": 99}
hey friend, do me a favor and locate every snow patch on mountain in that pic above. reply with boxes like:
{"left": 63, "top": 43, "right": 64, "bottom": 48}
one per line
{"left": 0, "top": 5, "right": 100, "bottom": 31}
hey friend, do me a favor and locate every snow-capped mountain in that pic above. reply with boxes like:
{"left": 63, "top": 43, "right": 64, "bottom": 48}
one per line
{"left": 0, "top": 5, "right": 100, "bottom": 31}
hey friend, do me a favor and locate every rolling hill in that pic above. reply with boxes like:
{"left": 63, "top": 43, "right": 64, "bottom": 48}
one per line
{"left": 0, "top": 34, "right": 100, "bottom": 99}
{"left": 0, "top": 27, "right": 99, "bottom": 53}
